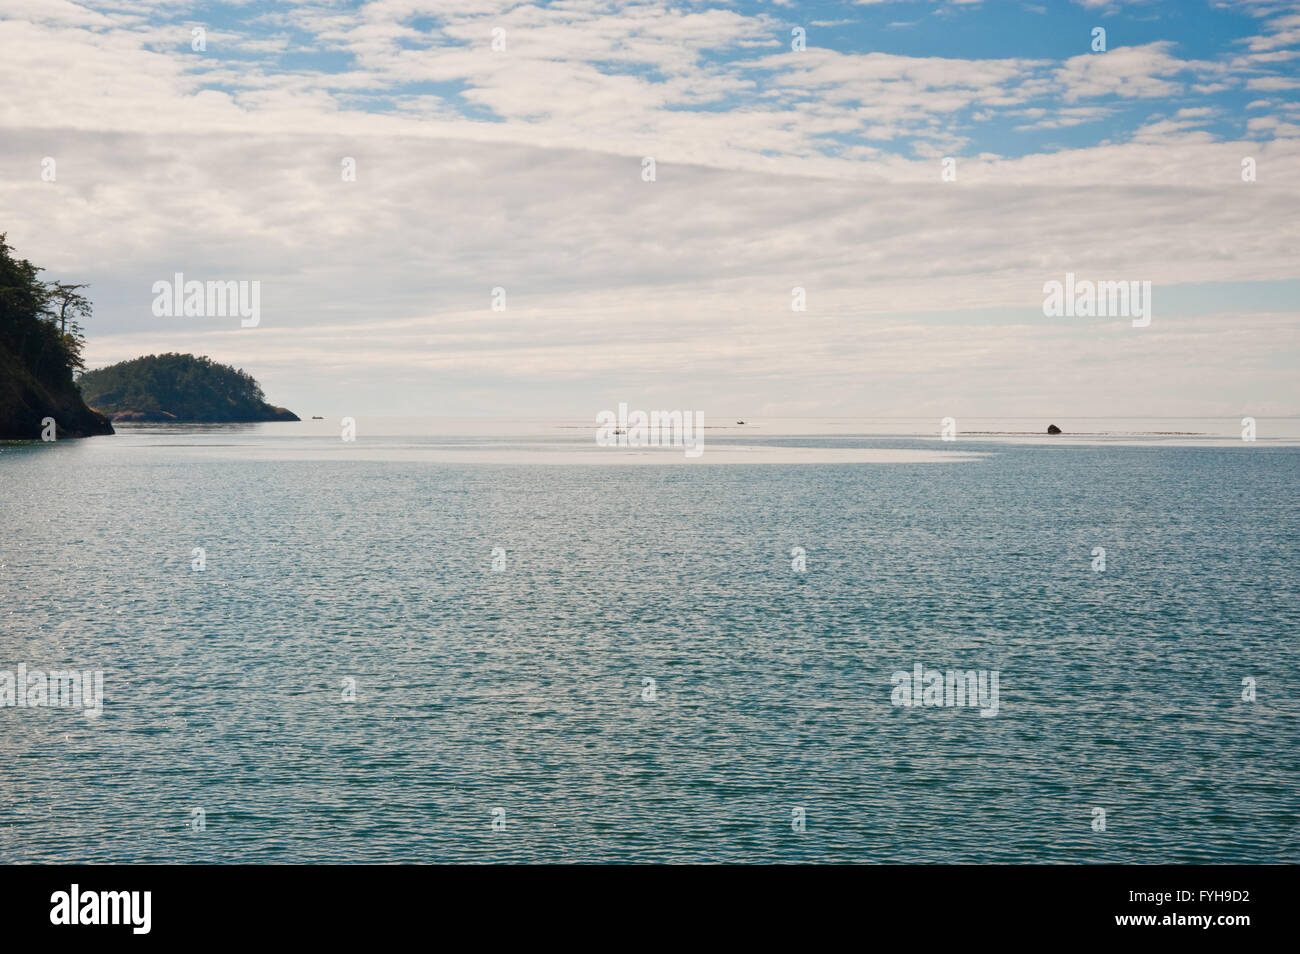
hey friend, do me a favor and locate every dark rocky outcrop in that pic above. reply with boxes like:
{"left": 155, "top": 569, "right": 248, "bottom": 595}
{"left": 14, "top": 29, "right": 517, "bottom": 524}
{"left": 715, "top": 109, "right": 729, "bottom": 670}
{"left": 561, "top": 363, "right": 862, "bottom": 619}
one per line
{"left": 1047, "top": 424, "right": 1062, "bottom": 434}
{"left": 0, "top": 344, "right": 114, "bottom": 439}
{"left": 0, "top": 232, "right": 113, "bottom": 440}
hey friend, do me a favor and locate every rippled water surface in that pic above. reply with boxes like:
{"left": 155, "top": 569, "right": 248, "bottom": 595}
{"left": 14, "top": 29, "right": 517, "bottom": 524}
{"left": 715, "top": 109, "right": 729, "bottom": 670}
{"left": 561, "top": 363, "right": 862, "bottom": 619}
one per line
{"left": 2, "top": 425, "right": 1297, "bottom": 863}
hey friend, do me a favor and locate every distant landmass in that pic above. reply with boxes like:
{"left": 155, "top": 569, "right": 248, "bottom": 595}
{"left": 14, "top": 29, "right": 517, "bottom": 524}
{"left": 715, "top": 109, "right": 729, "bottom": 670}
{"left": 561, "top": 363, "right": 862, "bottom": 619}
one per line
{"left": 0, "top": 233, "right": 113, "bottom": 439}
{"left": 78, "top": 353, "right": 299, "bottom": 423}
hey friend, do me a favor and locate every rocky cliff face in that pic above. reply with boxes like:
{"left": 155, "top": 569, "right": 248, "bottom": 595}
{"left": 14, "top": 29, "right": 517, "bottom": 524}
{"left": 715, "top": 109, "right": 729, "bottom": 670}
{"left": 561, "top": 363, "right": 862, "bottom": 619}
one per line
{"left": 0, "top": 233, "right": 113, "bottom": 440}
{"left": 0, "top": 344, "right": 114, "bottom": 439}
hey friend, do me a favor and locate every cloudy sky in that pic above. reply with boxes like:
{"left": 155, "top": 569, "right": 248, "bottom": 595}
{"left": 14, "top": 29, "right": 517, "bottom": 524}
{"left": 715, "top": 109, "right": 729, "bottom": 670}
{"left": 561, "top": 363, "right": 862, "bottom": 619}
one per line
{"left": 1, "top": 0, "right": 1298, "bottom": 419}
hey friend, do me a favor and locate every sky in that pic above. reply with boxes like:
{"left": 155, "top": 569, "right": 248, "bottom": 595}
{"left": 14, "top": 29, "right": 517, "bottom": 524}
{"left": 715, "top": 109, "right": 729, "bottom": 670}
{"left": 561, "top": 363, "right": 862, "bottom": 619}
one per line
{"left": 1, "top": 0, "right": 1298, "bottom": 420}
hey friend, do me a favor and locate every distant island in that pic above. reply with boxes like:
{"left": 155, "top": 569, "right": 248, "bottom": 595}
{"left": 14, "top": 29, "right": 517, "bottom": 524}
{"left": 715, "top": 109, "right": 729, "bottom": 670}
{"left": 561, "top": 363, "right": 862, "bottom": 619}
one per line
{"left": 78, "top": 353, "right": 299, "bottom": 423}
{"left": 0, "top": 233, "right": 113, "bottom": 439}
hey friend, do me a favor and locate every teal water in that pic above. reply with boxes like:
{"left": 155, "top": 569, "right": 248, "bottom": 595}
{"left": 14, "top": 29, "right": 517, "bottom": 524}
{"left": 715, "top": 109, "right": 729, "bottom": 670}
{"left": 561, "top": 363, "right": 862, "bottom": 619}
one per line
{"left": 2, "top": 427, "right": 1297, "bottom": 863}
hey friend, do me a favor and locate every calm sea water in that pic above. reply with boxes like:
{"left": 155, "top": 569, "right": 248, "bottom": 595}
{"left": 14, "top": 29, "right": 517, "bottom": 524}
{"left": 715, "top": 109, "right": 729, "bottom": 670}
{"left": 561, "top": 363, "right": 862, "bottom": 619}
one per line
{"left": 2, "top": 422, "right": 1297, "bottom": 863}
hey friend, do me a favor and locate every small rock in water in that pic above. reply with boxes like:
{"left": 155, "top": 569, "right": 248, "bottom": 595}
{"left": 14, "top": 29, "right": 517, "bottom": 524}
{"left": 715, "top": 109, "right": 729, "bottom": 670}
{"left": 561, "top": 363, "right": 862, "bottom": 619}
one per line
{"left": 1047, "top": 424, "right": 1062, "bottom": 434}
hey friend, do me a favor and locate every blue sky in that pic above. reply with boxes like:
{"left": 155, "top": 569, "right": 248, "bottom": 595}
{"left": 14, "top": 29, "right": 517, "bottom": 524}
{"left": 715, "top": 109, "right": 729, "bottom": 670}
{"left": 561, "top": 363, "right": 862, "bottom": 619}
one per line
{"left": 151, "top": 0, "right": 1300, "bottom": 156}
{"left": 1, "top": 0, "right": 1297, "bottom": 418}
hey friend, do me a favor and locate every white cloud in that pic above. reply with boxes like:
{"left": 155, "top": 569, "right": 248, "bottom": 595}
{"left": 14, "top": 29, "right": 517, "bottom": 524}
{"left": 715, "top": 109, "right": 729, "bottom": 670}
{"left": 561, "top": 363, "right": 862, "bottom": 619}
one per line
{"left": 1, "top": 0, "right": 1297, "bottom": 417}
